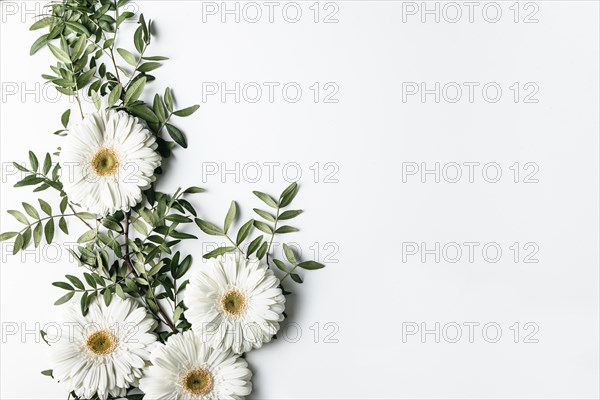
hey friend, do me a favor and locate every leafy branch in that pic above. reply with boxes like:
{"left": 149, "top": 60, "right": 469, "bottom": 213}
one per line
{"left": 194, "top": 183, "right": 325, "bottom": 287}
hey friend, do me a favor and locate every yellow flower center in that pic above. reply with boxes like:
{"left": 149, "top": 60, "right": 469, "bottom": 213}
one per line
{"left": 86, "top": 330, "right": 117, "bottom": 356}
{"left": 91, "top": 148, "right": 119, "bottom": 176}
{"left": 221, "top": 289, "right": 247, "bottom": 316}
{"left": 182, "top": 369, "right": 214, "bottom": 396}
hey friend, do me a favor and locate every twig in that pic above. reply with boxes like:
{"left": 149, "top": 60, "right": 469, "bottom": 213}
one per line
{"left": 123, "top": 211, "right": 177, "bottom": 333}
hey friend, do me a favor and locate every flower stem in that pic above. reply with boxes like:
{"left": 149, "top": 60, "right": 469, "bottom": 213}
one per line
{"left": 265, "top": 206, "right": 280, "bottom": 268}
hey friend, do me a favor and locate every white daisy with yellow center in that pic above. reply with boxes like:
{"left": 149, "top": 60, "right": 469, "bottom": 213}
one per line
{"left": 184, "top": 254, "right": 286, "bottom": 354}
{"left": 139, "top": 330, "right": 252, "bottom": 399}
{"left": 60, "top": 109, "right": 161, "bottom": 216}
{"left": 50, "top": 297, "right": 157, "bottom": 400}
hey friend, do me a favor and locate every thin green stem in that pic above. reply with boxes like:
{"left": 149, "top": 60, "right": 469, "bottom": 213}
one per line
{"left": 280, "top": 265, "right": 298, "bottom": 283}
{"left": 123, "top": 211, "right": 177, "bottom": 333}
{"left": 65, "top": 46, "right": 84, "bottom": 119}
{"left": 109, "top": 11, "right": 122, "bottom": 83}
{"left": 225, "top": 234, "right": 246, "bottom": 257}
{"left": 265, "top": 206, "right": 280, "bottom": 268}
{"left": 16, "top": 213, "right": 78, "bottom": 233}
{"left": 67, "top": 203, "right": 95, "bottom": 230}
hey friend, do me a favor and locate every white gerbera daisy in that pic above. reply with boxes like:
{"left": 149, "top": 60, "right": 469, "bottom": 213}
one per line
{"left": 60, "top": 109, "right": 161, "bottom": 216}
{"left": 50, "top": 297, "right": 157, "bottom": 400}
{"left": 139, "top": 330, "right": 252, "bottom": 399}
{"left": 184, "top": 254, "right": 286, "bottom": 354}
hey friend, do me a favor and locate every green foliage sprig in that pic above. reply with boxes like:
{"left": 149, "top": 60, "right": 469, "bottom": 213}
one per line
{"left": 195, "top": 182, "right": 325, "bottom": 291}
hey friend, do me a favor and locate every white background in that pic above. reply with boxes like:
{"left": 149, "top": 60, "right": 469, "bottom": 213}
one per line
{"left": 1, "top": 1, "right": 599, "bottom": 399}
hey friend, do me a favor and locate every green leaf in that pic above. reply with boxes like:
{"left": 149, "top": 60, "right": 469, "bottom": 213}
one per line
{"left": 80, "top": 291, "right": 89, "bottom": 316}
{"left": 140, "top": 13, "right": 149, "bottom": 42}
{"left": 61, "top": 109, "right": 71, "bottom": 129}
{"left": 101, "top": 219, "right": 123, "bottom": 233}
{"left": 164, "top": 87, "right": 174, "bottom": 112}
{"left": 124, "top": 77, "right": 146, "bottom": 104}
{"left": 22, "top": 227, "right": 32, "bottom": 249}
{"left": 290, "top": 273, "right": 303, "bottom": 283}
{"left": 117, "top": 48, "right": 137, "bottom": 66}
{"left": 84, "top": 273, "right": 97, "bottom": 289}
{"left": 224, "top": 201, "right": 237, "bottom": 234}
{"left": 54, "top": 291, "right": 75, "bottom": 305}
{"left": 153, "top": 94, "right": 166, "bottom": 122}
{"left": 52, "top": 78, "right": 75, "bottom": 88}
{"left": 48, "top": 43, "right": 71, "bottom": 64}
{"left": 246, "top": 235, "right": 263, "bottom": 255}
{"left": 236, "top": 219, "right": 254, "bottom": 245}
{"left": 273, "top": 259, "right": 289, "bottom": 272}
{"left": 66, "top": 275, "right": 84, "bottom": 290}
{"left": 71, "top": 35, "right": 87, "bottom": 61}
{"left": 165, "top": 124, "right": 187, "bottom": 148}
{"left": 132, "top": 219, "right": 148, "bottom": 236}
{"left": 256, "top": 242, "right": 268, "bottom": 259}
{"left": 55, "top": 87, "right": 75, "bottom": 96}
{"left": 253, "top": 208, "right": 276, "bottom": 222}
{"left": 129, "top": 105, "right": 158, "bottom": 123}
{"left": 76, "top": 68, "right": 96, "bottom": 88}
{"left": 173, "top": 306, "right": 183, "bottom": 322}
{"left": 0, "top": 232, "right": 18, "bottom": 242}
{"left": 8, "top": 210, "right": 28, "bottom": 225}
{"left": 279, "top": 209, "right": 303, "bottom": 220}
{"left": 22, "top": 202, "right": 40, "bottom": 219}
{"left": 169, "top": 231, "right": 197, "bottom": 240}
{"left": 115, "top": 284, "right": 126, "bottom": 300}
{"left": 134, "top": 26, "right": 144, "bottom": 53}
{"left": 253, "top": 221, "right": 273, "bottom": 235}
{"left": 184, "top": 186, "right": 205, "bottom": 194}
{"left": 41, "top": 369, "right": 54, "bottom": 377}
{"left": 275, "top": 225, "right": 298, "bottom": 234}
{"left": 253, "top": 191, "right": 278, "bottom": 208}
{"left": 143, "top": 56, "right": 169, "bottom": 61}
{"left": 117, "top": 11, "right": 135, "bottom": 25}
{"left": 59, "top": 217, "right": 68, "bottom": 234}
{"left": 165, "top": 214, "right": 192, "bottom": 223}
{"left": 297, "top": 261, "right": 325, "bottom": 270}
{"left": 65, "top": 21, "right": 90, "bottom": 36}
{"left": 195, "top": 219, "right": 223, "bottom": 236}
{"left": 14, "top": 176, "right": 43, "bottom": 188}
{"left": 38, "top": 199, "right": 52, "bottom": 216}
{"left": 42, "top": 153, "right": 52, "bottom": 175}
{"left": 103, "top": 289, "right": 113, "bottom": 306}
{"left": 91, "top": 90, "right": 101, "bottom": 110}
{"left": 29, "top": 151, "right": 39, "bottom": 171}
{"left": 13, "top": 162, "right": 28, "bottom": 172}
{"left": 283, "top": 243, "right": 297, "bottom": 264}
{"left": 13, "top": 234, "right": 24, "bottom": 255}
{"left": 138, "top": 62, "right": 161, "bottom": 72}
{"left": 30, "top": 17, "right": 54, "bottom": 31}
{"left": 30, "top": 34, "right": 50, "bottom": 55}
{"left": 52, "top": 281, "right": 74, "bottom": 291}
{"left": 108, "top": 84, "right": 123, "bottom": 107}
{"left": 78, "top": 229, "right": 97, "bottom": 243}
{"left": 76, "top": 212, "right": 97, "bottom": 220}
{"left": 203, "top": 246, "right": 236, "bottom": 259}
{"left": 279, "top": 182, "right": 299, "bottom": 207}
{"left": 44, "top": 219, "right": 55, "bottom": 243}
{"left": 173, "top": 105, "right": 200, "bottom": 117}
{"left": 33, "top": 223, "right": 43, "bottom": 247}
{"left": 175, "top": 255, "right": 193, "bottom": 279}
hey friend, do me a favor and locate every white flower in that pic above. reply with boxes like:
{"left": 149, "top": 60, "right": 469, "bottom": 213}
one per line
{"left": 50, "top": 297, "right": 157, "bottom": 400}
{"left": 60, "top": 109, "right": 161, "bottom": 216}
{"left": 184, "top": 254, "right": 286, "bottom": 354}
{"left": 139, "top": 330, "right": 252, "bottom": 399}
